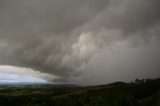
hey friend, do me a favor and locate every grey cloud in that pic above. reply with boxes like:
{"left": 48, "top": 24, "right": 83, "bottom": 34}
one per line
{"left": 0, "top": 0, "right": 160, "bottom": 83}
{"left": 76, "top": 39, "right": 160, "bottom": 85}
{"left": 88, "top": 0, "right": 160, "bottom": 33}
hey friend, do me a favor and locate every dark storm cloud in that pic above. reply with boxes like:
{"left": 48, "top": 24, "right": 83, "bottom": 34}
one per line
{"left": 0, "top": 0, "right": 160, "bottom": 83}
{"left": 102, "top": 0, "right": 160, "bottom": 32}
{"left": 0, "top": 0, "right": 109, "bottom": 79}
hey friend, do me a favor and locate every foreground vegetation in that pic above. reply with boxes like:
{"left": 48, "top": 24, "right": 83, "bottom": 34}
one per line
{"left": 0, "top": 78, "right": 160, "bottom": 106}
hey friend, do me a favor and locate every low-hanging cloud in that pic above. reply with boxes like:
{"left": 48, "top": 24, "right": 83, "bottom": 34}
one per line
{"left": 0, "top": 0, "right": 160, "bottom": 84}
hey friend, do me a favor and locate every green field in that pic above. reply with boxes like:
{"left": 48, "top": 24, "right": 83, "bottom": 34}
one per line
{"left": 0, "top": 78, "right": 160, "bottom": 106}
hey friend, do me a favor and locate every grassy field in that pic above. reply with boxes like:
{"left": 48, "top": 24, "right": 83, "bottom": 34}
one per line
{"left": 0, "top": 78, "right": 160, "bottom": 106}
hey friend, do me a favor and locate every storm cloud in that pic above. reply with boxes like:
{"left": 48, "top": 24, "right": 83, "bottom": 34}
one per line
{"left": 0, "top": 0, "right": 160, "bottom": 84}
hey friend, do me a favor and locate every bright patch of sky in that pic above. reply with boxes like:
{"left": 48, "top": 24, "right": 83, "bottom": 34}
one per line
{"left": 0, "top": 65, "right": 57, "bottom": 84}
{"left": 0, "top": 73, "right": 48, "bottom": 83}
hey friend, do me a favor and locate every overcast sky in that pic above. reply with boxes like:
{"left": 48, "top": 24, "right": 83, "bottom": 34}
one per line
{"left": 0, "top": 0, "right": 160, "bottom": 85}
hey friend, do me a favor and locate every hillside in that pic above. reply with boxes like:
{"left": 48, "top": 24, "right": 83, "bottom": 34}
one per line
{"left": 0, "top": 78, "right": 160, "bottom": 106}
